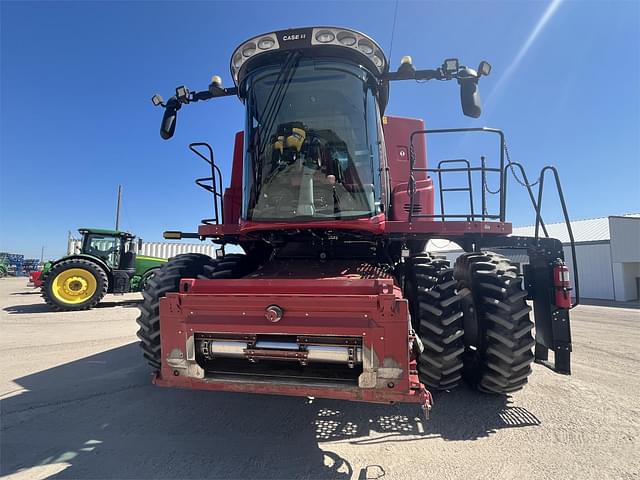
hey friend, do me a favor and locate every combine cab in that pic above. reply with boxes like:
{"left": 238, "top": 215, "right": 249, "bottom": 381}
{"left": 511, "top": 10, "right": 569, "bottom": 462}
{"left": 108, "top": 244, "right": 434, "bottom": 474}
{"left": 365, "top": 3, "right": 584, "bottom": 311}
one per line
{"left": 142, "top": 27, "right": 577, "bottom": 415}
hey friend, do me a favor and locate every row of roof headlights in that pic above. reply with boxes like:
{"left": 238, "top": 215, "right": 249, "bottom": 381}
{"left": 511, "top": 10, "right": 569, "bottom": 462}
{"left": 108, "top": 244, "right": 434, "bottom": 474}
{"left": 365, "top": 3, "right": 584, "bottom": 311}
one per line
{"left": 231, "top": 28, "right": 387, "bottom": 81}
{"left": 312, "top": 29, "right": 385, "bottom": 70}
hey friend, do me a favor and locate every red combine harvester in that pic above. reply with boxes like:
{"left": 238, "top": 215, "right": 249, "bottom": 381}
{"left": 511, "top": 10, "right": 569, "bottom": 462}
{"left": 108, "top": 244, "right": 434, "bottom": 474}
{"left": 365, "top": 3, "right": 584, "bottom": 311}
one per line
{"left": 142, "top": 27, "right": 577, "bottom": 415}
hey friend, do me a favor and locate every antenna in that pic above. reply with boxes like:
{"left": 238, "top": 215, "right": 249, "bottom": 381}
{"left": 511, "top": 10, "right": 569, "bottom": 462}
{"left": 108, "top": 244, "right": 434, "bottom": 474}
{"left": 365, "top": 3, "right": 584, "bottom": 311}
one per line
{"left": 115, "top": 185, "right": 122, "bottom": 230}
{"left": 388, "top": 0, "right": 400, "bottom": 63}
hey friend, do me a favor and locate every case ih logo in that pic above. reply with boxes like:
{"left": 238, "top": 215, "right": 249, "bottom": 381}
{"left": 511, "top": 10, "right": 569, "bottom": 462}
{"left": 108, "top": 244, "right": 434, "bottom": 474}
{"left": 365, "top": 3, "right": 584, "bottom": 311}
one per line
{"left": 282, "top": 33, "right": 306, "bottom": 41}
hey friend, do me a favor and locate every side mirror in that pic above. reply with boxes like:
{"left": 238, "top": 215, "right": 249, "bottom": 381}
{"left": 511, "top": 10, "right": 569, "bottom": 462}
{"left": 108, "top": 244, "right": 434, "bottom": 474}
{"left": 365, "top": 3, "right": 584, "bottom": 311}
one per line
{"left": 160, "top": 97, "right": 181, "bottom": 140}
{"left": 137, "top": 238, "right": 143, "bottom": 251}
{"left": 458, "top": 68, "right": 482, "bottom": 118}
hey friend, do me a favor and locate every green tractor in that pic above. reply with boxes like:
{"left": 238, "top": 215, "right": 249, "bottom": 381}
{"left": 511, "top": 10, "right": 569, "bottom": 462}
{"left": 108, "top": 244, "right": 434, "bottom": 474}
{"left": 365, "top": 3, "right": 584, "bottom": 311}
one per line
{"left": 41, "top": 228, "right": 166, "bottom": 311}
{"left": 0, "top": 257, "right": 8, "bottom": 278}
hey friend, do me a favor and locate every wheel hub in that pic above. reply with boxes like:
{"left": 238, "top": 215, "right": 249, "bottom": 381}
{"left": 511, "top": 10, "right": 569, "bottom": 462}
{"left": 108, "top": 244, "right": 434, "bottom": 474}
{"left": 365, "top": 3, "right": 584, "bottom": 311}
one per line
{"left": 64, "top": 276, "right": 88, "bottom": 296}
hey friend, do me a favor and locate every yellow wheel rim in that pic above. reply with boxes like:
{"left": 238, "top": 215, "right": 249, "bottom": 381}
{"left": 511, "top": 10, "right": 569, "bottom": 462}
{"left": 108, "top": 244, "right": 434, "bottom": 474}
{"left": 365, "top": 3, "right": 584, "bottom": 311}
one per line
{"left": 51, "top": 268, "right": 98, "bottom": 304}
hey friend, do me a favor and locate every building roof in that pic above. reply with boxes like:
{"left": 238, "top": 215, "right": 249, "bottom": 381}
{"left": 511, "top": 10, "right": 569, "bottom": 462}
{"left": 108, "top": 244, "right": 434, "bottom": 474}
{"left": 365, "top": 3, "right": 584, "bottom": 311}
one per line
{"left": 427, "top": 214, "right": 639, "bottom": 251}
{"left": 512, "top": 217, "right": 610, "bottom": 243}
{"left": 513, "top": 214, "right": 640, "bottom": 244}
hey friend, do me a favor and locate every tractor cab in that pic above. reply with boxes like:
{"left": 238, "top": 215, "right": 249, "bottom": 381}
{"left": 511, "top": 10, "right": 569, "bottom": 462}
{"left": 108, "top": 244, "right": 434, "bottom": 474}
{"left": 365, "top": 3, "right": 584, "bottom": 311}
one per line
{"left": 78, "top": 228, "right": 138, "bottom": 270}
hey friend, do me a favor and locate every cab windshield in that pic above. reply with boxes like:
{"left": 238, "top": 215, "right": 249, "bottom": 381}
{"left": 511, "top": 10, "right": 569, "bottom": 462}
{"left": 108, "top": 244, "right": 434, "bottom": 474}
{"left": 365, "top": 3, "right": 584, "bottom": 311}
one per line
{"left": 244, "top": 59, "right": 384, "bottom": 221}
{"left": 82, "top": 234, "right": 120, "bottom": 268}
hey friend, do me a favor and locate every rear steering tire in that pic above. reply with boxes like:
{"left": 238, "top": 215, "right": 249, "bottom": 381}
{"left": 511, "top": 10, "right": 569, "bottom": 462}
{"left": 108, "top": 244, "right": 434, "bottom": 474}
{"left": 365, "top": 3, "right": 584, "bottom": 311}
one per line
{"left": 136, "top": 253, "right": 254, "bottom": 369}
{"left": 454, "top": 251, "right": 535, "bottom": 394}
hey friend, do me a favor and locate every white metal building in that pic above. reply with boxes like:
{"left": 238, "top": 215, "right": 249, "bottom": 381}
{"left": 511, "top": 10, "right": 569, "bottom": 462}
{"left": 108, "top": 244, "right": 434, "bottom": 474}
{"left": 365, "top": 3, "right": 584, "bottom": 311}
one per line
{"left": 428, "top": 214, "right": 640, "bottom": 302}
{"left": 67, "top": 238, "right": 217, "bottom": 260}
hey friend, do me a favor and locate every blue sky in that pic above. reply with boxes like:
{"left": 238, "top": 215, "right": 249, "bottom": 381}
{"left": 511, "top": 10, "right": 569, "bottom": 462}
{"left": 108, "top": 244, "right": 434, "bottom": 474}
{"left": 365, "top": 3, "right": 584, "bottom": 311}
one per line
{"left": 1, "top": 0, "right": 638, "bottom": 259}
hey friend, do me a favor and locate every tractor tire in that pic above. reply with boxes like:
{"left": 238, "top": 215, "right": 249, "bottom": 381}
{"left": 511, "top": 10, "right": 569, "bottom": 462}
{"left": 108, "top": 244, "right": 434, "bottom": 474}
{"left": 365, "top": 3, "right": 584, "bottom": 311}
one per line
{"left": 139, "top": 268, "right": 159, "bottom": 292}
{"left": 454, "top": 252, "right": 535, "bottom": 394}
{"left": 136, "top": 253, "right": 254, "bottom": 369}
{"left": 42, "top": 259, "right": 108, "bottom": 311}
{"left": 406, "top": 254, "right": 468, "bottom": 391}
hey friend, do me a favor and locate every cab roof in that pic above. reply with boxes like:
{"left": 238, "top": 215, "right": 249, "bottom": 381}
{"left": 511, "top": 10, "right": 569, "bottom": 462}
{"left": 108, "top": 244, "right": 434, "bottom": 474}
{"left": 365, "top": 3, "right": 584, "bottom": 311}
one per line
{"left": 230, "top": 26, "right": 387, "bottom": 88}
{"left": 78, "top": 228, "right": 135, "bottom": 238}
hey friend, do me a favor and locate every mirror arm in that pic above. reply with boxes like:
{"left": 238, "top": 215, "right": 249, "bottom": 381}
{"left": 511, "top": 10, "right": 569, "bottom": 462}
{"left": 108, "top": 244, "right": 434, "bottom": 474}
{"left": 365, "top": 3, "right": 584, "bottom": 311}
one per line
{"left": 384, "top": 68, "right": 442, "bottom": 82}
{"left": 155, "top": 83, "right": 238, "bottom": 140}
{"left": 189, "top": 86, "right": 238, "bottom": 103}
{"left": 208, "top": 85, "right": 238, "bottom": 98}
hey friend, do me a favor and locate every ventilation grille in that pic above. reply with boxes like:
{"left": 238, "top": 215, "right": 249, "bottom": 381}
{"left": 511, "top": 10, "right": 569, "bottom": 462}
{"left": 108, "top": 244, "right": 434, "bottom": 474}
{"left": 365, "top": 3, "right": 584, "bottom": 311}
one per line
{"left": 403, "top": 203, "right": 422, "bottom": 213}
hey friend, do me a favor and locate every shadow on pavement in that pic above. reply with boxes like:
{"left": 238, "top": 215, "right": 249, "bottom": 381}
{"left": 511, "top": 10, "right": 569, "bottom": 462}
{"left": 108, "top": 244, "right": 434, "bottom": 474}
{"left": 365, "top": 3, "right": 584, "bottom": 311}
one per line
{"left": 3, "top": 303, "right": 56, "bottom": 314}
{"left": 3, "top": 299, "right": 141, "bottom": 315}
{"left": 97, "top": 299, "right": 142, "bottom": 308}
{"left": 1, "top": 343, "right": 540, "bottom": 479}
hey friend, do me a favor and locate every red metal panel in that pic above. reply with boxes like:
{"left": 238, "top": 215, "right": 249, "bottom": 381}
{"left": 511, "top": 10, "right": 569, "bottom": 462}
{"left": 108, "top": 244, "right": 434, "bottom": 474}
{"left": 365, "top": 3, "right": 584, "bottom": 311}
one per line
{"left": 154, "top": 373, "right": 429, "bottom": 406}
{"left": 182, "top": 277, "right": 397, "bottom": 295}
{"left": 197, "top": 223, "right": 240, "bottom": 237}
{"left": 385, "top": 220, "right": 512, "bottom": 235}
{"left": 383, "top": 116, "right": 428, "bottom": 190}
{"left": 236, "top": 214, "right": 387, "bottom": 235}
{"left": 156, "top": 277, "right": 430, "bottom": 408}
{"left": 391, "top": 179, "right": 435, "bottom": 222}
{"left": 222, "top": 131, "right": 244, "bottom": 226}
{"left": 29, "top": 271, "right": 43, "bottom": 287}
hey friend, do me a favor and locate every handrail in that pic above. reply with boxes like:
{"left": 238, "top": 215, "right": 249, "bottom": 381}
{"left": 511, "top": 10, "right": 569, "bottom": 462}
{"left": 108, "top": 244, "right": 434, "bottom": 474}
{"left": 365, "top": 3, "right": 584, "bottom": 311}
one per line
{"left": 535, "top": 166, "right": 579, "bottom": 308}
{"left": 503, "top": 161, "right": 549, "bottom": 237}
{"left": 189, "top": 142, "right": 224, "bottom": 225}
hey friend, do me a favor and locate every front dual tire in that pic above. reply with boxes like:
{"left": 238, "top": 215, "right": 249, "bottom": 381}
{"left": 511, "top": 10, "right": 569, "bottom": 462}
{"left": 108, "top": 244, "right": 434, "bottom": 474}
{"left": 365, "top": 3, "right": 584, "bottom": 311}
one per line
{"left": 408, "top": 251, "right": 535, "bottom": 395}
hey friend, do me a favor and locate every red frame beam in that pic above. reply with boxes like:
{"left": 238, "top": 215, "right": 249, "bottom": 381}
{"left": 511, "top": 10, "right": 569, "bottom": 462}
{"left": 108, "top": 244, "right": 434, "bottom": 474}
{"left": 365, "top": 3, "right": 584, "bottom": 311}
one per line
{"left": 198, "top": 219, "right": 512, "bottom": 238}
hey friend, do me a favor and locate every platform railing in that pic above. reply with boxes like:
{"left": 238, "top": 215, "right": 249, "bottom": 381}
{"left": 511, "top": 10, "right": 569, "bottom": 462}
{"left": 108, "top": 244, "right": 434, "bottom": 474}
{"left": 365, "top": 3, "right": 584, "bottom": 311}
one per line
{"left": 407, "top": 127, "right": 579, "bottom": 307}
{"left": 408, "top": 128, "right": 506, "bottom": 223}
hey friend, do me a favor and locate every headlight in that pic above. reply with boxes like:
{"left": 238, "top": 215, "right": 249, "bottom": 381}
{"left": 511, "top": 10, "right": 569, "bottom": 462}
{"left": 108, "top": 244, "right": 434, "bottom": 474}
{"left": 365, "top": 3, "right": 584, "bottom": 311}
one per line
{"left": 242, "top": 43, "right": 257, "bottom": 57}
{"left": 337, "top": 31, "right": 357, "bottom": 46}
{"left": 315, "top": 30, "right": 335, "bottom": 43}
{"left": 258, "top": 37, "right": 275, "bottom": 50}
{"left": 358, "top": 40, "right": 374, "bottom": 55}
